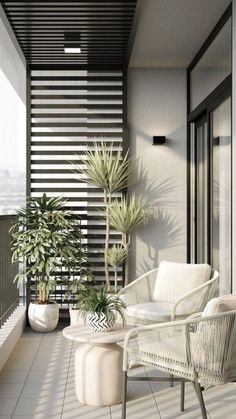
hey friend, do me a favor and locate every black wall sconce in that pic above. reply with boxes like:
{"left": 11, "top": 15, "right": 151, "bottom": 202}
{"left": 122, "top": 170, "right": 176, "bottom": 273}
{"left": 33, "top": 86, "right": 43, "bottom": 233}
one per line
{"left": 152, "top": 136, "right": 166, "bottom": 145}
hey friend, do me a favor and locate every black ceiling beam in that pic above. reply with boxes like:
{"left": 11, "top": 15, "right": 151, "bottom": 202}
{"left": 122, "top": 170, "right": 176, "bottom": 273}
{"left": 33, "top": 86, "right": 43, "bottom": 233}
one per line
{"left": 1, "top": 0, "right": 137, "bottom": 66}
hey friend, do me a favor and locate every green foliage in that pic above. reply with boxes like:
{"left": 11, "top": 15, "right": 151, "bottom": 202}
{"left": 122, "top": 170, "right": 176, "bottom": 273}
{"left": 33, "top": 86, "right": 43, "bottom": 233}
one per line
{"left": 71, "top": 142, "right": 136, "bottom": 289}
{"left": 108, "top": 196, "right": 153, "bottom": 286}
{"left": 76, "top": 284, "right": 126, "bottom": 324}
{"left": 105, "top": 245, "right": 127, "bottom": 293}
{"left": 63, "top": 269, "right": 95, "bottom": 306}
{"left": 11, "top": 193, "right": 89, "bottom": 304}
{"left": 105, "top": 245, "right": 127, "bottom": 269}
{"left": 71, "top": 142, "right": 134, "bottom": 195}
{"left": 109, "top": 196, "right": 152, "bottom": 237}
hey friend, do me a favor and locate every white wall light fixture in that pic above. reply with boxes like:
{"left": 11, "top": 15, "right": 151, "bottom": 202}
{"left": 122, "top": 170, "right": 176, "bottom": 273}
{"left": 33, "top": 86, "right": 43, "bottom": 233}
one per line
{"left": 64, "top": 46, "right": 81, "bottom": 54}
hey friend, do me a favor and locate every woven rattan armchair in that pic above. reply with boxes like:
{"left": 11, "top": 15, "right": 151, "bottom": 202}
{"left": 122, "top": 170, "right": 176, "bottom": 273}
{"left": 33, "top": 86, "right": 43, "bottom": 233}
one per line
{"left": 122, "top": 309, "right": 236, "bottom": 419}
{"left": 120, "top": 262, "right": 219, "bottom": 325}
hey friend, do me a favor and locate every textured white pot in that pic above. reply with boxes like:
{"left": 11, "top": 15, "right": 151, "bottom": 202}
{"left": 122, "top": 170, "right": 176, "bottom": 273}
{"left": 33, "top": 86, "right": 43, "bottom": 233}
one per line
{"left": 28, "top": 301, "right": 59, "bottom": 332}
{"left": 69, "top": 308, "right": 87, "bottom": 326}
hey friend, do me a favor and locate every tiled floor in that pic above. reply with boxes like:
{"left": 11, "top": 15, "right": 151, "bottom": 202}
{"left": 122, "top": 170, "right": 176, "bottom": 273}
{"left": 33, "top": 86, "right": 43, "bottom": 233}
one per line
{"left": 0, "top": 326, "right": 235, "bottom": 419}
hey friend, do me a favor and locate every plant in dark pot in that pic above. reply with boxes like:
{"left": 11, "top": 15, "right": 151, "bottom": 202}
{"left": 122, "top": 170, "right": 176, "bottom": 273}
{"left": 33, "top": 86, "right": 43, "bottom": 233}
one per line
{"left": 11, "top": 193, "right": 87, "bottom": 332}
{"left": 77, "top": 284, "right": 126, "bottom": 333}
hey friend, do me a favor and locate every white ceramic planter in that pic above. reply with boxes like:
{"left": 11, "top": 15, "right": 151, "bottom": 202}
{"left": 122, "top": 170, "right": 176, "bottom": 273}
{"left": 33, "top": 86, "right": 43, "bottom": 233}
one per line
{"left": 28, "top": 301, "right": 59, "bottom": 332}
{"left": 69, "top": 308, "right": 87, "bottom": 326}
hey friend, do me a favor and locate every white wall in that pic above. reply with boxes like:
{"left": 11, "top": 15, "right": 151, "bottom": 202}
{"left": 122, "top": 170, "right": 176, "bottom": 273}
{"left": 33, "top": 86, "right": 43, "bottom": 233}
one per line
{"left": 128, "top": 68, "right": 187, "bottom": 280}
{"left": 0, "top": 5, "right": 26, "bottom": 214}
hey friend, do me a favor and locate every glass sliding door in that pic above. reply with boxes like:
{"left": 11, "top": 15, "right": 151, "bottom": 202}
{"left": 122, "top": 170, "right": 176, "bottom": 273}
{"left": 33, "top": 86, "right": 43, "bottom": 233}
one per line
{"left": 190, "top": 96, "right": 232, "bottom": 293}
{"left": 211, "top": 97, "right": 231, "bottom": 294}
{"left": 188, "top": 6, "right": 232, "bottom": 294}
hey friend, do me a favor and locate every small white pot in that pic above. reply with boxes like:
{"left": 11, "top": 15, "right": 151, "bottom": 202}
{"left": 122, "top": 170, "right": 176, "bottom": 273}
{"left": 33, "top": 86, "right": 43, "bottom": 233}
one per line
{"left": 69, "top": 308, "right": 87, "bottom": 326}
{"left": 28, "top": 301, "right": 59, "bottom": 332}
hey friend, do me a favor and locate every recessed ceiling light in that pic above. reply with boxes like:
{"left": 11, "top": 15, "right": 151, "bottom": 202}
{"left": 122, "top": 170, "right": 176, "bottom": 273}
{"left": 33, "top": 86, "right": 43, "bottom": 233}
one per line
{"left": 64, "top": 47, "right": 81, "bottom": 54}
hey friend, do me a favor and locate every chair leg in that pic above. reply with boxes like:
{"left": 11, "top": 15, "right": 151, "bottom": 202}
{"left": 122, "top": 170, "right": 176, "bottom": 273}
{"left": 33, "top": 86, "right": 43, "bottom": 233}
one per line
{"left": 170, "top": 373, "right": 174, "bottom": 387}
{"left": 194, "top": 381, "right": 207, "bottom": 419}
{"left": 180, "top": 381, "right": 185, "bottom": 412}
{"left": 122, "top": 371, "right": 128, "bottom": 419}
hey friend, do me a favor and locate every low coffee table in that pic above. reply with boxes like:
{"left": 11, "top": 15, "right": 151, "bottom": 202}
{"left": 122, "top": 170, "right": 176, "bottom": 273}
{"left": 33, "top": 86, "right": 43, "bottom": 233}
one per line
{"left": 63, "top": 324, "right": 131, "bottom": 406}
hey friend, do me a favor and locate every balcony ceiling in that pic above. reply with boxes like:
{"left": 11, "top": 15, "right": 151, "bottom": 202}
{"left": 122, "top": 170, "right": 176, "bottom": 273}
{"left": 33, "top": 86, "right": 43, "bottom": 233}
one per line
{"left": 1, "top": 0, "right": 137, "bottom": 67}
{"left": 129, "top": 0, "right": 232, "bottom": 68}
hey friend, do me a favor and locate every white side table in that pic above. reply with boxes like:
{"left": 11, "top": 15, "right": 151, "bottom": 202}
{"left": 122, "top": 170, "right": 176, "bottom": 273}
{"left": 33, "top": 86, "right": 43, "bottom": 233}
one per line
{"left": 63, "top": 324, "right": 131, "bottom": 406}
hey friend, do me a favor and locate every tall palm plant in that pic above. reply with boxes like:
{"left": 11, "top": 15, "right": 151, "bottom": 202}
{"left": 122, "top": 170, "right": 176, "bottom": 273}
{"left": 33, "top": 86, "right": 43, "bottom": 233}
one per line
{"left": 71, "top": 142, "right": 134, "bottom": 289}
{"left": 109, "top": 196, "right": 153, "bottom": 286}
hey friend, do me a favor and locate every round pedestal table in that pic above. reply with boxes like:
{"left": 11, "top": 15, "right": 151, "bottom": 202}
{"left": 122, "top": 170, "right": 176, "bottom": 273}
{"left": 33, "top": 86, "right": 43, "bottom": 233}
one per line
{"left": 63, "top": 324, "right": 131, "bottom": 407}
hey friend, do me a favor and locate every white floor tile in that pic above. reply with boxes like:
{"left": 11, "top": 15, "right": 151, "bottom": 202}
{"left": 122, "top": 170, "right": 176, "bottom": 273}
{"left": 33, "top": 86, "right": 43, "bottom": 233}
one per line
{"left": 0, "top": 398, "right": 18, "bottom": 415}
{"left": 13, "top": 397, "right": 63, "bottom": 416}
{"left": 2, "top": 328, "right": 236, "bottom": 419}
{"left": 10, "top": 349, "right": 36, "bottom": 361}
{"left": 0, "top": 370, "right": 28, "bottom": 384}
{"left": 0, "top": 383, "right": 23, "bottom": 399}
{"left": 21, "top": 381, "right": 67, "bottom": 399}
{"left": 25, "top": 371, "right": 68, "bottom": 385}
{"left": 2, "top": 358, "right": 32, "bottom": 372}
{"left": 12, "top": 416, "right": 61, "bottom": 419}
{"left": 62, "top": 393, "right": 111, "bottom": 419}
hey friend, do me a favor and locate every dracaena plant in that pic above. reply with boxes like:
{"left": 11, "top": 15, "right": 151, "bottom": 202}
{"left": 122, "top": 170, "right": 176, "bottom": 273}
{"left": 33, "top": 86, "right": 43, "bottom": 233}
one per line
{"left": 63, "top": 265, "right": 95, "bottom": 308}
{"left": 71, "top": 142, "right": 135, "bottom": 290}
{"left": 105, "top": 245, "right": 127, "bottom": 293}
{"left": 10, "top": 193, "right": 89, "bottom": 304}
{"left": 109, "top": 196, "right": 153, "bottom": 286}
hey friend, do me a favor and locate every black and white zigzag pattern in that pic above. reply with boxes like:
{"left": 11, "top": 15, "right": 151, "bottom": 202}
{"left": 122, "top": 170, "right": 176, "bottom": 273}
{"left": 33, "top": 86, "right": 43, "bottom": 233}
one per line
{"left": 88, "top": 312, "right": 114, "bottom": 333}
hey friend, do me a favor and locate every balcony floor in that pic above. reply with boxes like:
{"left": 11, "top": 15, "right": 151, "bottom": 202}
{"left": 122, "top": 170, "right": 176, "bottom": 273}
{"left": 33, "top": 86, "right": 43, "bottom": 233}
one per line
{"left": 0, "top": 326, "right": 235, "bottom": 418}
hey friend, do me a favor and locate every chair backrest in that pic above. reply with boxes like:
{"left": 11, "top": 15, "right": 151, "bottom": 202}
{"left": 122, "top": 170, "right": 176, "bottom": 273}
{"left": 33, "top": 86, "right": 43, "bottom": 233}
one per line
{"left": 152, "top": 260, "right": 212, "bottom": 303}
{"left": 203, "top": 293, "right": 236, "bottom": 316}
{"left": 191, "top": 298, "right": 236, "bottom": 386}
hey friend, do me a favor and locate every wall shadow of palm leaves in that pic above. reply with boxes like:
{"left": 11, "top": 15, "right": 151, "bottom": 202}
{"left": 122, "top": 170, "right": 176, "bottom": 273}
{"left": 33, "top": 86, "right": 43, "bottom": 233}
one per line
{"left": 131, "top": 161, "right": 176, "bottom": 207}
{"left": 129, "top": 164, "right": 184, "bottom": 278}
{"left": 136, "top": 210, "right": 183, "bottom": 274}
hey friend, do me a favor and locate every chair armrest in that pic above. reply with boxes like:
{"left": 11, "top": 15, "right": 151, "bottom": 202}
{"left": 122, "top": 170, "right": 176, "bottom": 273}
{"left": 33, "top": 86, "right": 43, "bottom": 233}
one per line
{"left": 123, "top": 309, "right": 236, "bottom": 376}
{"left": 123, "top": 317, "right": 189, "bottom": 371}
{"left": 119, "top": 268, "right": 158, "bottom": 306}
{"left": 171, "top": 274, "right": 219, "bottom": 320}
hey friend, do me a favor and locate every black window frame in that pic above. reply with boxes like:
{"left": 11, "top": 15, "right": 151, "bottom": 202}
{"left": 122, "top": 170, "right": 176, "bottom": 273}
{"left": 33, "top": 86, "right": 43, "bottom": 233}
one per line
{"left": 187, "top": 3, "right": 232, "bottom": 264}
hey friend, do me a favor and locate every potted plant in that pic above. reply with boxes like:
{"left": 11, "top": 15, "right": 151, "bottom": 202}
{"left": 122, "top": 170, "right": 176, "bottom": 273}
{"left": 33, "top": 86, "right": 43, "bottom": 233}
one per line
{"left": 109, "top": 196, "right": 153, "bottom": 286}
{"left": 71, "top": 142, "right": 134, "bottom": 290}
{"left": 63, "top": 269, "right": 95, "bottom": 326}
{"left": 77, "top": 284, "right": 126, "bottom": 333}
{"left": 11, "top": 193, "right": 87, "bottom": 332}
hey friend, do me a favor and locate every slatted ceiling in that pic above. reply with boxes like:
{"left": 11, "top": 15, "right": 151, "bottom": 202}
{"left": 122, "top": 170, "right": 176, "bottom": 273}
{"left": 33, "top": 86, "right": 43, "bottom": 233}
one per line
{"left": 29, "top": 69, "right": 124, "bottom": 291}
{"left": 2, "top": 1, "right": 136, "bottom": 66}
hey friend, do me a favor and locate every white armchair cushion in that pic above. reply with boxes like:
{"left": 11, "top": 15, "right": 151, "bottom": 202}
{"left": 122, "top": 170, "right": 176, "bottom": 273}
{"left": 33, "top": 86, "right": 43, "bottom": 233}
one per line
{"left": 126, "top": 301, "right": 175, "bottom": 323}
{"left": 153, "top": 260, "right": 211, "bottom": 303}
{"left": 203, "top": 294, "right": 236, "bottom": 316}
